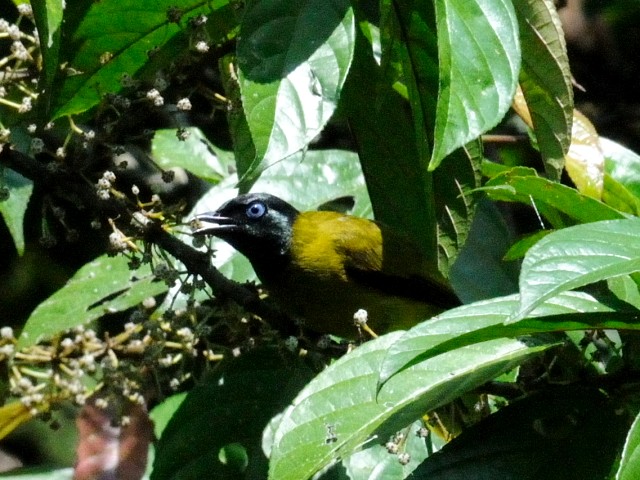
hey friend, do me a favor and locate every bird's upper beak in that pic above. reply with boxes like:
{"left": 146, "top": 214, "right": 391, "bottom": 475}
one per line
{"left": 190, "top": 212, "right": 238, "bottom": 235}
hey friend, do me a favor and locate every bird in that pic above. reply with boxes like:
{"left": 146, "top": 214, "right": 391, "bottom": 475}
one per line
{"left": 191, "top": 193, "right": 459, "bottom": 338}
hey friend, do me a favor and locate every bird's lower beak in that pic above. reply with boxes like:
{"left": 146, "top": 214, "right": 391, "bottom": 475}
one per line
{"left": 190, "top": 213, "right": 237, "bottom": 235}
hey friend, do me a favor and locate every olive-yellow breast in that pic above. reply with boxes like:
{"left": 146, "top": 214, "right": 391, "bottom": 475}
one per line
{"left": 193, "top": 193, "right": 458, "bottom": 337}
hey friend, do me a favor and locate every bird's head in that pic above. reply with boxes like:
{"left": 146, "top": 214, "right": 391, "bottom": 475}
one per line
{"left": 192, "top": 193, "right": 299, "bottom": 263}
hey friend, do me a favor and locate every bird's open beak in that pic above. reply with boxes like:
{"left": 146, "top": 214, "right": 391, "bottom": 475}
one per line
{"left": 190, "top": 213, "right": 238, "bottom": 235}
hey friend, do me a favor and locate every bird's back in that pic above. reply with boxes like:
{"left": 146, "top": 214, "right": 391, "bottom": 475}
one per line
{"left": 260, "top": 211, "right": 456, "bottom": 337}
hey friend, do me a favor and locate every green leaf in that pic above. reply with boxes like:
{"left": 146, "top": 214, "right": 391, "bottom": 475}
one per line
{"left": 268, "top": 332, "right": 403, "bottom": 480}
{"left": 268, "top": 331, "right": 551, "bottom": 479}
{"left": 608, "top": 275, "right": 640, "bottom": 310}
{"left": 503, "top": 230, "right": 553, "bottom": 262}
{"left": 0, "top": 467, "right": 74, "bottom": 479}
{"left": 151, "top": 128, "right": 229, "bottom": 182}
{"left": 516, "top": 219, "right": 640, "bottom": 320}
{"left": 380, "top": 0, "right": 437, "bottom": 172}
{"left": 430, "top": 0, "right": 520, "bottom": 169}
{"left": 617, "top": 410, "right": 640, "bottom": 480}
{"left": 149, "top": 392, "right": 187, "bottom": 440}
{"left": 52, "top": 0, "right": 235, "bottom": 120}
{"left": 450, "top": 199, "right": 519, "bottom": 303}
{"left": 18, "top": 254, "right": 167, "bottom": 348}
{"left": 433, "top": 141, "right": 482, "bottom": 274}
{"left": 189, "top": 148, "right": 370, "bottom": 222}
{"left": 236, "top": 0, "right": 355, "bottom": 186}
{"left": 414, "top": 387, "right": 627, "bottom": 479}
{"left": 481, "top": 167, "right": 625, "bottom": 227}
{"left": 152, "top": 348, "right": 314, "bottom": 480}
{"left": 603, "top": 173, "right": 640, "bottom": 216}
{"left": 342, "top": 419, "right": 429, "bottom": 479}
{"left": 379, "top": 291, "right": 610, "bottom": 384}
{"left": 380, "top": 0, "right": 518, "bottom": 171}
{"left": 480, "top": 162, "right": 531, "bottom": 179}
{"left": 31, "top": 0, "right": 64, "bottom": 119}
{"left": 603, "top": 136, "right": 640, "bottom": 200}
{"left": 382, "top": 303, "right": 640, "bottom": 389}
{"left": 514, "top": 0, "right": 573, "bottom": 180}
{"left": 220, "top": 54, "right": 256, "bottom": 188}
{"left": 377, "top": 338, "right": 551, "bottom": 463}
{"left": 252, "top": 150, "right": 370, "bottom": 215}
{"left": 344, "top": 24, "right": 480, "bottom": 278}
{"left": 0, "top": 168, "right": 33, "bottom": 255}
{"left": 344, "top": 23, "right": 438, "bottom": 267}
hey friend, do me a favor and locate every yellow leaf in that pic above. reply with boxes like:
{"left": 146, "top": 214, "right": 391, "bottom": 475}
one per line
{"left": 512, "top": 86, "right": 533, "bottom": 128}
{"left": 0, "top": 402, "right": 35, "bottom": 440}
{"left": 564, "top": 110, "right": 604, "bottom": 199}
{"left": 513, "top": 87, "right": 603, "bottom": 198}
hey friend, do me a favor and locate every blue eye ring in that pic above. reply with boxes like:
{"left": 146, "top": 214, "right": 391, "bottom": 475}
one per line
{"left": 246, "top": 201, "right": 266, "bottom": 219}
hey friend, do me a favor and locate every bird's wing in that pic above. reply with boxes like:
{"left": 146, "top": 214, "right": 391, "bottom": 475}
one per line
{"left": 333, "top": 217, "right": 459, "bottom": 309}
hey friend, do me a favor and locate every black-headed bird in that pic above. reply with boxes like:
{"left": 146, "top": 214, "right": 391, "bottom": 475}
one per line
{"left": 192, "top": 193, "right": 458, "bottom": 337}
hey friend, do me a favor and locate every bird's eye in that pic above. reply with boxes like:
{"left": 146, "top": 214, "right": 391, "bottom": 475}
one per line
{"left": 246, "top": 202, "right": 266, "bottom": 219}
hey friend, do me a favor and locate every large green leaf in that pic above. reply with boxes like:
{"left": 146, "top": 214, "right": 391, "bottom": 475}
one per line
{"left": 414, "top": 387, "right": 627, "bottom": 479}
{"left": 617, "top": 410, "right": 640, "bottom": 480}
{"left": 380, "top": 0, "right": 519, "bottom": 170}
{"left": 189, "top": 149, "right": 370, "bottom": 225}
{"left": 342, "top": 419, "right": 429, "bottom": 480}
{"left": 51, "top": 0, "right": 236, "bottom": 120}
{"left": 268, "top": 331, "right": 551, "bottom": 479}
{"left": 18, "top": 254, "right": 168, "bottom": 348}
{"left": 152, "top": 348, "right": 314, "bottom": 480}
{"left": 374, "top": 340, "right": 550, "bottom": 448}
{"left": 236, "top": 0, "right": 355, "bottom": 186}
{"left": 268, "top": 332, "right": 403, "bottom": 480}
{"left": 379, "top": 291, "right": 618, "bottom": 384}
{"left": 515, "top": 219, "right": 640, "bottom": 320}
{"left": 514, "top": 0, "right": 573, "bottom": 180}
{"left": 380, "top": 0, "right": 438, "bottom": 171}
{"left": 343, "top": 22, "right": 479, "bottom": 278}
{"left": 430, "top": 0, "right": 520, "bottom": 168}
{"left": 249, "top": 149, "right": 370, "bottom": 215}
{"left": 344, "top": 22, "right": 438, "bottom": 267}
{"left": 481, "top": 165, "right": 625, "bottom": 227}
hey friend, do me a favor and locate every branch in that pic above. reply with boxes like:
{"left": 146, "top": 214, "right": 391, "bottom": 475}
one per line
{"left": 1, "top": 146, "right": 52, "bottom": 182}
{"left": 1, "top": 146, "right": 281, "bottom": 324}
{"left": 145, "top": 224, "right": 285, "bottom": 323}
{"left": 0, "top": 146, "right": 106, "bottom": 215}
